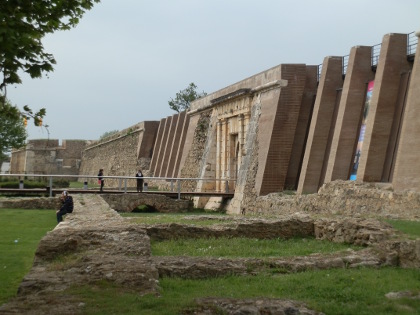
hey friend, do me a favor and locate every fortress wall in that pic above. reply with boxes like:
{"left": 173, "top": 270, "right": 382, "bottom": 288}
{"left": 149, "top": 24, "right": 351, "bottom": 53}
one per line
{"left": 285, "top": 65, "right": 318, "bottom": 190}
{"left": 149, "top": 118, "right": 166, "bottom": 174}
{"left": 323, "top": 45, "right": 375, "bottom": 183}
{"left": 136, "top": 121, "right": 160, "bottom": 171}
{"left": 9, "top": 149, "right": 26, "bottom": 174}
{"left": 165, "top": 111, "right": 186, "bottom": 178}
{"left": 156, "top": 115, "right": 173, "bottom": 177}
{"left": 257, "top": 64, "right": 307, "bottom": 195}
{"left": 393, "top": 31, "right": 420, "bottom": 192}
{"left": 357, "top": 33, "right": 413, "bottom": 183}
{"left": 178, "top": 110, "right": 212, "bottom": 191}
{"left": 10, "top": 139, "right": 87, "bottom": 178}
{"left": 297, "top": 57, "right": 344, "bottom": 194}
{"left": 171, "top": 111, "right": 189, "bottom": 178}
{"left": 79, "top": 122, "right": 157, "bottom": 187}
{"left": 142, "top": 111, "right": 191, "bottom": 190}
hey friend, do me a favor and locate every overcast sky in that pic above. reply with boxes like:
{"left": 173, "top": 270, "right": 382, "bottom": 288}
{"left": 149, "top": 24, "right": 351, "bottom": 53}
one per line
{"left": 7, "top": 0, "right": 420, "bottom": 141}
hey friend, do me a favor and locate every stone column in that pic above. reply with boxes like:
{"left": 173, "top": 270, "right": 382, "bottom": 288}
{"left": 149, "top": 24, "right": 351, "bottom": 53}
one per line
{"left": 324, "top": 46, "right": 374, "bottom": 182}
{"left": 392, "top": 30, "right": 420, "bottom": 191}
{"left": 216, "top": 120, "right": 222, "bottom": 192}
{"left": 297, "top": 57, "right": 344, "bottom": 194}
{"left": 357, "top": 33, "right": 412, "bottom": 182}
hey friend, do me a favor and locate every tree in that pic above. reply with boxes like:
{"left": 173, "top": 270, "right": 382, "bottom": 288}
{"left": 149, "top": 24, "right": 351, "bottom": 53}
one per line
{"left": 0, "top": 97, "right": 27, "bottom": 161}
{"left": 168, "top": 83, "right": 207, "bottom": 112}
{"left": 0, "top": 0, "right": 100, "bottom": 122}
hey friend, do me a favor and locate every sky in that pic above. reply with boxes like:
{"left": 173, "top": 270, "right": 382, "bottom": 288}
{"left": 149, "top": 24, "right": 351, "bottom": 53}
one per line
{"left": 6, "top": 0, "right": 420, "bottom": 141}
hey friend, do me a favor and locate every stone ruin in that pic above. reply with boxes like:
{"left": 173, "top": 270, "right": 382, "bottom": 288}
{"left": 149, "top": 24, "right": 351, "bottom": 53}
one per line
{"left": 1, "top": 181, "right": 420, "bottom": 314}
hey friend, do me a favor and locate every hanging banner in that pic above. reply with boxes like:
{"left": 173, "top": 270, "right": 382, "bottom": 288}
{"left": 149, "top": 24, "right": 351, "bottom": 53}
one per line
{"left": 349, "top": 80, "right": 374, "bottom": 180}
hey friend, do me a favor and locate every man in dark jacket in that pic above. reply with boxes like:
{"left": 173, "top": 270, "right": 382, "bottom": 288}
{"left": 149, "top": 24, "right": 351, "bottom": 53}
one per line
{"left": 56, "top": 191, "right": 73, "bottom": 223}
{"left": 135, "top": 169, "right": 144, "bottom": 192}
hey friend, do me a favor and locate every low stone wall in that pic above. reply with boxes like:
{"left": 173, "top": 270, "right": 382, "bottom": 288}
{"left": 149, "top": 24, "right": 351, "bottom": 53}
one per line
{"left": 1, "top": 194, "right": 419, "bottom": 314}
{"left": 241, "top": 180, "right": 420, "bottom": 219}
{"left": 144, "top": 217, "right": 314, "bottom": 241}
{"left": 142, "top": 215, "right": 396, "bottom": 247}
{"left": 100, "top": 193, "right": 192, "bottom": 213}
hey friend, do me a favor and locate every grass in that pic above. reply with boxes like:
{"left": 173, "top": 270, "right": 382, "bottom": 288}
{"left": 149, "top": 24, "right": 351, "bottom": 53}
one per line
{"left": 0, "top": 209, "right": 56, "bottom": 305}
{"left": 72, "top": 267, "right": 420, "bottom": 315}
{"left": 1, "top": 210, "right": 419, "bottom": 314}
{"left": 151, "top": 237, "right": 361, "bottom": 258}
{"left": 385, "top": 219, "right": 420, "bottom": 239}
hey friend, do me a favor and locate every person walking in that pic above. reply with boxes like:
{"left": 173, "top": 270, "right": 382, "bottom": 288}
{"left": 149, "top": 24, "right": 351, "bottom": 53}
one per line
{"left": 98, "top": 168, "right": 104, "bottom": 192}
{"left": 135, "top": 169, "right": 144, "bottom": 192}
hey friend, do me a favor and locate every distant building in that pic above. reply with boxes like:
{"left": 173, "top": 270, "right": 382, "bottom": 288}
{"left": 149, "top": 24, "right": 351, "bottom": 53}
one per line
{"left": 10, "top": 139, "right": 90, "bottom": 179}
{"left": 0, "top": 162, "right": 10, "bottom": 174}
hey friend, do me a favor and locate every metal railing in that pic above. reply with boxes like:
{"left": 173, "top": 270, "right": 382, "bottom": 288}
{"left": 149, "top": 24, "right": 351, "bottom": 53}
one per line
{"left": 407, "top": 31, "right": 418, "bottom": 56}
{"left": 342, "top": 55, "right": 349, "bottom": 76}
{"left": 371, "top": 43, "right": 381, "bottom": 68}
{"left": 0, "top": 174, "right": 236, "bottom": 199}
{"left": 317, "top": 63, "right": 323, "bottom": 82}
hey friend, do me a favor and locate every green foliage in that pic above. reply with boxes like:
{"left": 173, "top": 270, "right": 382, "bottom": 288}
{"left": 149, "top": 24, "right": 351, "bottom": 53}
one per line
{"left": 168, "top": 82, "right": 207, "bottom": 112}
{"left": 0, "top": 209, "right": 56, "bottom": 305}
{"left": 151, "top": 237, "right": 360, "bottom": 258}
{"left": 0, "top": 0, "right": 100, "bottom": 127}
{"left": 0, "top": 0, "right": 100, "bottom": 90}
{"left": 0, "top": 98, "right": 27, "bottom": 159}
{"left": 99, "top": 129, "right": 119, "bottom": 140}
{"left": 0, "top": 180, "right": 44, "bottom": 189}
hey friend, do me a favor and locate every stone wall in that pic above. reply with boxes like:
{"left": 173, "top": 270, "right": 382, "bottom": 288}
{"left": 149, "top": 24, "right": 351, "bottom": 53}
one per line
{"left": 100, "top": 193, "right": 192, "bottom": 213}
{"left": 10, "top": 139, "right": 89, "bottom": 178}
{"left": 78, "top": 121, "right": 158, "bottom": 187}
{"left": 239, "top": 180, "right": 420, "bottom": 219}
{"left": 178, "top": 110, "right": 212, "bottom": 191}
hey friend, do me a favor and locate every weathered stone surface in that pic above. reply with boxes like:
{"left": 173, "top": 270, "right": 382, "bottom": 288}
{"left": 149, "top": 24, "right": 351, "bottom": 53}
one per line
{"left": 101, "top": 193, "right": 192, "bottom": 213}
{"left": 182, "top": 298, "right": 324, "bottom": 315}
{"left": 153, "top": 248, "right": 386, "bottom": 279}
{"left": 377, "top": 239, "right": 420, "bottom": 268}
{"left": 144, "top": 217, "right": 314, "bottom": 241}
{"left": 235, "top": 180, "right": 420, "bottom": 220}
{"left": 314, "top": 218, "right": 396, "bottom": 246}
{"left": 385, "top": 291, "right": 420, "bottom": 300}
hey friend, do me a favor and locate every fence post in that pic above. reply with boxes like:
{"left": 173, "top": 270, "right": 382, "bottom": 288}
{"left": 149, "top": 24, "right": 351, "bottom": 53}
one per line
{"left": 49, "top": 177, "right": 53, "bottom": 197}
{"left": 19, "top": 179, "right": 24, "bottom": 189}
{"left": 225, "top": 180, "right": 229, "bottom": 193}
{"left": 171, "top": 179, "right": 174, "bottom": 192}
{"left": 118, "top": 178, "right": 122, "bottom": 191}
{"left": 83, "top": 180, "right": 88, "bottom": 190}
{"left": 177, "top": 179, "right": 181, "bottom": 200}
{"left": 124, "top": 178, "right": 127, "bottom": 193}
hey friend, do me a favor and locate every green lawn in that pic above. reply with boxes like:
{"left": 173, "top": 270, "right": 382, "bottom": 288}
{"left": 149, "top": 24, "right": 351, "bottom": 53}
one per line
{"left": 1, "top": 210, "right": 420, "bottom": 315}
{"left": 151, "top": 236, "right": 361, "bottom": 258}
{"left": 73, "top": 267, "right": 420, "bottom": 315}
{"left": 0, "top": 209, "right": 56, "bottom": 305}
{"left": 385, "top": 219, "right": 420, "bottom": 239}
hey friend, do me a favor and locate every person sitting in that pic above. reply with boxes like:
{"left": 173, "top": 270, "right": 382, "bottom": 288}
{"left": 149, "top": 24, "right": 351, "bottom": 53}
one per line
{"left": 56, "top": 191, "right": 73, "bottom": 223}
